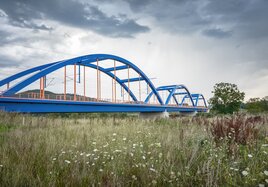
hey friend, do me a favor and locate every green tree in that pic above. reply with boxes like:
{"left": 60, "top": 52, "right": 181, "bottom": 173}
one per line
{"left": 209, "top": 82, "right": 245, "bottom": 114}
{"left": 245, "top": 97, "right": 268, "bottom": 113}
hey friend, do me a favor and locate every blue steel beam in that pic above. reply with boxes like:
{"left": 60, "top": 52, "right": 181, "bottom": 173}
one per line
{"left": 104, "top": 65, "right": 129, "bottom": 72}
{"left": 173, "top": 92, "right": 188, "bottom": 95}
{"left": 166, "top": 85, "right": 194, "bottom": 106}
{"left": 145, "top": 85, "right": 194, "bottom": 107}
{"left": 0, "top": 54, "right": 164, "bottom": 105}
{"left": 81, "top": 54, "right": 163, "bottom": 105}
{"left": 0, "top": 97, "right": 208, "bottom": 113}
{"left": 82, "top": 63, "right": 138, "bottom": 102}
{"left": 0, "top": 62, "right": 57, "bottom": 87}
{"left": 181, "top": 94, "right": 207, "bottom": 107}
{"left": 120, "top": 77, "right": 145, "bottom": 83}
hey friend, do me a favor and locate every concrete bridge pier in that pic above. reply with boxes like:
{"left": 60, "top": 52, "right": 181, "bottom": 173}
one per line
{"left": 139, "top": 111, "right": 169, "bottom": 119}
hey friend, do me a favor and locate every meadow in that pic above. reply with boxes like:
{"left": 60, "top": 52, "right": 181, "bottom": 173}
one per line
{"left": 0, "top": 112, "right": 267, "bottom": 186}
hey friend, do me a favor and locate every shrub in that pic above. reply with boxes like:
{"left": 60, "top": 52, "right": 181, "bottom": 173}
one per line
{"left": 210, "top": 115, "right": 265, "bottom": 146}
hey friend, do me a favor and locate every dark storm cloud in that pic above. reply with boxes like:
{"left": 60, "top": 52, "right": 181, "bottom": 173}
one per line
{"left": 203, "top": 0, "right": 268, "bottom": 39}
{"left": 125, "top": 0, "right": 210, "bottom": 34}
{"left": 0, "top": 0, "right": 149, "bottom": 37}
{"left": 123, "top": 0, "right": 268, "bottom": 39}
{"left": 202, "top": 28, "right": 232, "bottom": 39}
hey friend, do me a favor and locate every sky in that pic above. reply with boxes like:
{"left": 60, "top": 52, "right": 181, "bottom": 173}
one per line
{"left": 0, "top": 0, "right": 268, "bottom": 101}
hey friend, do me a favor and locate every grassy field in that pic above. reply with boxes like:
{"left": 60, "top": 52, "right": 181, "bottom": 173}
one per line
{"left": 0, "top": 112, "right": 268, "bottom": 186}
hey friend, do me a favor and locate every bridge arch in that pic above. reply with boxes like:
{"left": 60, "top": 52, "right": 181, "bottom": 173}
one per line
{"left": 145, "top": 84, "right": 195, "bottom": 106}
{"left": 0, "top": 54, "right": 164, "bottom": 105}
{"left": 182, "top": 93, "right": 207, "bottom": 107}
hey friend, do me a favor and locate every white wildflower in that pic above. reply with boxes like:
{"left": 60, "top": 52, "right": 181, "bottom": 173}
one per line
{"left": 242, "top": 170, "right": 248, "bottom": 176}
{"left": 149, "top": 168, "right": 156, "bottom": 172}
{"left": 130, "top": 153, "right": 134, "bottom": 157}
{"left": 113, "top": 133, "right": 117, "bottom": 136}
{"left": 152, "top": 180, "right": 157, "bottom": 185}
{"left": 132, "top": 175, "right": 137, "bottom": 180}
{"left": 142, "top": 156, "right": 146, "bottom": 160}
{"left": 80, "top": 153, "right": 84, "bottom": 156}
{"left": 99, "top": 169, "right": 103, "bottom": 172}
{"left": 92, "top": 142, "right": 96, "bottom": 145}
{"left": 123, "top": 137, "right": 127, "bottom": 141}
{"left": 248, "top": 154, "right": 253, "bottom": 158}
{"left": 170, "top": 171, "right": 176, "bottom": 179}
{"left": 86, "top": 154, "right": 91, "bottom": 157}
{"left": 264, "top": 170, "right": 268, "bottom": 176}
{"left": 0, "top": 165, "right": 3, "bottom": 167}
{"left": 93, "top": 149, "right": 98, "bottom": 152}
{"left": 103, "top": 143, "right": 109, "bottom": 148}
{"left": 62, "top": 151, "right": 66, "bottom": 154}
{"left": 64, "top": 160, "right": 71, "bottom": 164}
{"left": 52, "top": 158, "right": 57, "bottom": 161}
{"left": 114, "top": 150, "right": 122, "bottom": 153}
{"left": 112, "top": 138, "right": 116, "bottom": 141}
{"left": 155, "top": 143, "right": 161, "bottom": 147}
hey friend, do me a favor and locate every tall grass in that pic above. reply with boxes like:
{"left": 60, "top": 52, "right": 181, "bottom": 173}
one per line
{"left": 0, "top": 112, "right": 267, "bottom": 186}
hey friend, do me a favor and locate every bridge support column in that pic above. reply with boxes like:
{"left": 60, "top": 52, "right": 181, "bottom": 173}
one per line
{"left": 139, "top": 111, "right": 169, "bottom": 119}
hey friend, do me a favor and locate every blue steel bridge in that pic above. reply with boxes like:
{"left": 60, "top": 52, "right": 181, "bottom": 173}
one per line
{"left": 0, "top": 54, "right": 208, "bottom": 114}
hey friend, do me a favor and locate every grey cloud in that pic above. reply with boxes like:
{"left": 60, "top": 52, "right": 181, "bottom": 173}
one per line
{"left": 203, "top": 0, "right": 268, "bottom": 39}
{"left": 0, "top": 55, "right": 20, "bottom": 67}
{"left": 123, "top": 0, "right": 211, "bottom": 34}
{"left": 0, "top": 0, "right": 149, "bottom": 37}
{"left": 0, "top": 29, "right": 31, "bottom": 45}
{"left": 202, "top": 28, "right": 232, "bottom": 39}
{"left": 123, "top": 0, "right": 268, "bottom": 40}
{"left": 0, "top": 30, "right": 10, "bottom": 44}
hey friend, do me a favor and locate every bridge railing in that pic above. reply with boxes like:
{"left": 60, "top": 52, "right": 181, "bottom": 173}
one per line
{"left": 0, "top": 91, "right": 207, "bottom": 108}
{"left": 1, "top": 92, "right": 164, "bottom": 105}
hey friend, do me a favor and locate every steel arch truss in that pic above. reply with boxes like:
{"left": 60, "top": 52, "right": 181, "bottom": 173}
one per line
{"left": 0, "top": 54, "right": 164, "bottom": 105}
{"left": 182, "top": 93, "right": 207, "bottom": 107}
{"left": 145, "top": 84, "right": 196, "bottom": 106}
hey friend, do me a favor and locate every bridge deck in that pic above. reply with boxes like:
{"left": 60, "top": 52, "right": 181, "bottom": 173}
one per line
{"left": 0, "top": 97, "right": 207, "bottom": 113}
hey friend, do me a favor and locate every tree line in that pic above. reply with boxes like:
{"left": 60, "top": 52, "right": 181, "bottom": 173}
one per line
{"left": 209, "top": 82, "right": 268, "bottom": 114}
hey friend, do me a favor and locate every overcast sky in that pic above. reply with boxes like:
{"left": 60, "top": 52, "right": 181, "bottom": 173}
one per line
{"left": 0, "top": 0, "right": 267, "bottom": 100}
